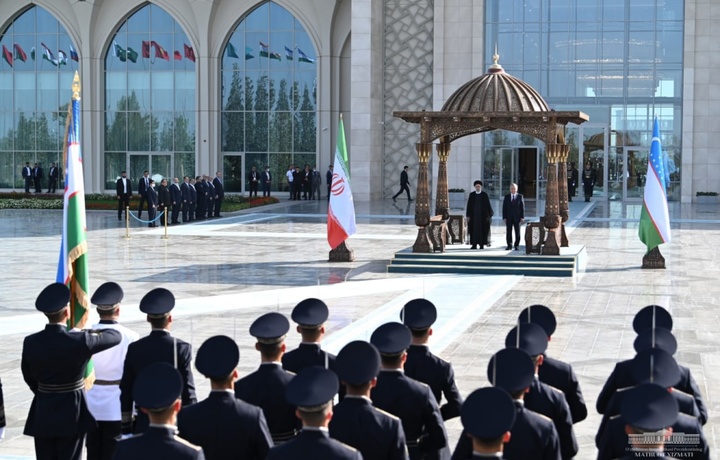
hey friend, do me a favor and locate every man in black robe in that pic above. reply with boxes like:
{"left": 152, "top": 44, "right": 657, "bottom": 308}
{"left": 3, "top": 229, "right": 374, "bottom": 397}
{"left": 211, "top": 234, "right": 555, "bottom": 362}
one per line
{"left": 466, "top": 180, "right": 493, "bottom": 249}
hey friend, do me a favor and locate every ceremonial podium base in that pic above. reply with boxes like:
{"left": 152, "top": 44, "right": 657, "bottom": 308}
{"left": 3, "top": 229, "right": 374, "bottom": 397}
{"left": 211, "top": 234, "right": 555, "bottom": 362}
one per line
{"left": 329, "top": 241, "right": 355, "bottom": 262}
{"left": 641, "top": 247, "right": 666, "bottom": 269}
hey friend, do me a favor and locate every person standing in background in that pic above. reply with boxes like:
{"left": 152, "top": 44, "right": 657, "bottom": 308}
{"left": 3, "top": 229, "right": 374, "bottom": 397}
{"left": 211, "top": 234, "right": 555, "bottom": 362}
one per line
{"left": 137, "top": 171, "right": 150, "bottom": 218}
{"left": 261, "top": 166, "right": 272, "bottom": 197}
{"left": 312, "top": 166, "right": 321, "bottom": 200}
{"left": 466, "top": 180, "right": 493, "bottom": 250}
{"left": 170, "top": 178, "right": 182, "bottom": 225}
{"left": 502, "top": 183, "right": 524, "bottom": 251}
{"left": 157, "top": 179, "right": 171, "bottom": 227}
{"left": 48, "top": 162, "right": 59, "bottom": 193}
{"left": 212, "top": 172, "right": 224, "bottom": 218}
{"left": 116, "top": 171, "right": 132, "bottom": 221}
{"left": 567, "top": 162, "right": 578, "bottom": 201}
{"left": 326, "top": 165, "right": 333, "bottom": 202}
{"left": 33, "top": 162, "right": 43, "bottom": 193}
{"left": 582, "top": 161, "right": 596, "bottom": 202}
{"left": 22, "top": 162, "right": 32, "bottom": 193}
{"left": 391, "top": 166, "right": 413, "bottom": 202}
{"left": 146, "top": 179, "right": 158, "bottom": 227}
{"left": 247, "top": 167, "right": 259, "bottom": 198}
{"left": 286, "top": 165, "right": 294, "bottom": 200}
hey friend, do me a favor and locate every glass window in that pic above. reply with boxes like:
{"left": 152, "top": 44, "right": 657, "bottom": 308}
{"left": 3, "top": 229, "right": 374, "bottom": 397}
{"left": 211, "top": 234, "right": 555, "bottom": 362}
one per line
{"left": 221, "top": 1, "right": 318, "bottom": 177}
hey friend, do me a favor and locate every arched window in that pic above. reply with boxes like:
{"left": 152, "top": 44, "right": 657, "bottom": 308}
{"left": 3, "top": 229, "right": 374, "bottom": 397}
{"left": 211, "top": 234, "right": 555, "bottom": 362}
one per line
{"left": 0, "top": 6, "right": 77, "bottom": 190}
{"left": 221, "top": 1, "right": 317, "bottom": 193}
{"left": 104, "top": 4, "right": 195, "bottom": 189}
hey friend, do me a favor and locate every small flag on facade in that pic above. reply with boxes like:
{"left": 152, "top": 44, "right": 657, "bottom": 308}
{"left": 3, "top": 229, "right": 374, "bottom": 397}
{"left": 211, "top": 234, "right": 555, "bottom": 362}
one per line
{"left": 184, "top": 44, "right": 196, "bottom": 62}
{"left": 285, "top": 45, "right": 294, "bottom": 60}
{"left": 2, "top": 45, "right": 13, "bottom": 67}
{"left": 69, "top": 44, "right": 79, "bottom": 61}
{"left": 245, "top": 46, "right": 254, "bottom": 60}
{"left": 297, "top": 47, "right": 315, "bottom": 63}
{"left": 226, "top": 42, "right": 239, "bottom": 59}
{"left": 126, "top": 47, "right": 138, "bottom": 63}
{"left": 14, "top": 43, "right": 27, "bottom": 62}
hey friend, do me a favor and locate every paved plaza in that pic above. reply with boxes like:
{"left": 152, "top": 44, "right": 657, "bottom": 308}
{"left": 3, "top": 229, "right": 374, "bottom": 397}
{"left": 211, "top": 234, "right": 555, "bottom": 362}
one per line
{"left": 0, "top": 197, "right": 718, "bottom": 459}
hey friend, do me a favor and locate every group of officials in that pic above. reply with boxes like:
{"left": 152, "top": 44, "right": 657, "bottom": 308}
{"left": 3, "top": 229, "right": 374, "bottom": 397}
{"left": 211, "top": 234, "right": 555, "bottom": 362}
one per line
{"left": 466, "top": 181, "right": 525, "bottom": 251}
{"left": 16, "top": 278, "right": 709, "bottom": 459}
{"left": 116, "top": 171, "right": 225, "bottom": 226}
{"left": 20, "top": 161, "right": 60, "bottom": 194}
{"left": 286, "top": 164, "right": 326, "bottom": 201}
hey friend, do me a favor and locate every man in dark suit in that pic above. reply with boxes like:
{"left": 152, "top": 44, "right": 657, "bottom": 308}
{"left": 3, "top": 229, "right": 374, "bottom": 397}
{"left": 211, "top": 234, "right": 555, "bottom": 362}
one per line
{"left": 22, "top": 283, "right": 122, "bottom": 460}
{"left": 116, "top": 171, "right": 132, "bottom": 221}
{"left": 204, "top": 176, "right": 215, "bottom": 218}
{"left": 326, "top": 165, "right": 333, "bottom": 201}
{"left": 312, "top": 166, "right": 321, "bottom": 200}
{"left": 212, "top": 172, "right": 224, "bottom": 217}
{"left": 120, "top": 288, "right": 197, "bottom": 435}
{"left": 329, "top": 340, "right": 409, "bottom": 460}
{"left": 267, "top": 367, "right": 361, "bottom": 460}
{"left": 234, "top": 312, "right": 300, "bottom": 444}
{"left": 178, "top": 336, "right": 272, "bottom": 460}
{"left": 248, "top": 167, "right": 259, "bottom": 197}
{"left": 261, "top": 166, "right": 272, "bottom": 197}
{"left": 146, "top": 180, "right": 159, "bottom": 227}
{"left": 33, "top": 162, "right": 43, "bottom": 192}
{"left": 518, "top": 305, "right": 587, "bottom": 424}
{"left": 452, "top": 348, "right": 561, "bottom": 460}
{"left": 400, "top": 299, "right": 462, "bottom": 421}
{"left": 22, "top": 162, "right": 32, "bottom": 192}
{"left": 581, "top": 161, "right": 596, "bottom": 202}
{"left": 392, "top": 166, "right": 413, "bottom": 202}
{"left": 48, "top": 162, "right": 59, "bottom": 193}
{"left": 189, "top": 178, "right": 198, "bottom": 221}
{"left": 180, "top": 176, "right": 193, "bottom": 223}
{"left": 137, "top": 171, "right": 150, "bottom": 218}
{"left": 567, "top": 163, "right": 578, "bottom": 201}
{"left": 114, "top": 363, "right": 204, "bottom": 460}
{"left": 157, "top": 179, "right": 171, "bottom": 227}
{"left": 502, "top": 183, "right": 524, "bottom": 250}
{"left": 194, "top": 176, "right": 206, "bottom": 220}
{"left": 170, "top": 178, "right": 182, "bottom": 224}
{"left": 370, "top": 322, "right": 448, "bottom": 460}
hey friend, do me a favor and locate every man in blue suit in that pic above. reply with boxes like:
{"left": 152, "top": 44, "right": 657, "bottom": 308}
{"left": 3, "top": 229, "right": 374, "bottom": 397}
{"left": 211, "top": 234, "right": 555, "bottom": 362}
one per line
{"left": 22, "top": 283, "right": 122, "bottom": 460}
{"left": 178, "top": 335, "right": 272, "bottom": 459}
{"left": 502, "top": 183, "right": 524, "bottom": 250}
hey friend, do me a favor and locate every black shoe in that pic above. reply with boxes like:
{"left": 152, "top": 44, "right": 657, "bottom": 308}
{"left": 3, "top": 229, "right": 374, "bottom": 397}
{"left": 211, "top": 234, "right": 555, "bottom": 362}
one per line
{"left": 479, "top": 246, "right": 484, "bottom": 249}
{"left": 118, "top": 216, "right": 122, "bottom": 220}
{"left": 216, "top": 215, "right": 222, "bottom": 218}
{"left": 514, "top": 246, "right": 519, "bottom": 250}
{"left": 409, "top": 199, "right": 414, "bottom": 202}
{"left": 470, "top": 245, "right": 477, "bottom": 249}
{"left": 392, "top": 197, "right": 397, "bottom": 202}
{"left": 505, "top": 246, "right": 512, "bottom": 250}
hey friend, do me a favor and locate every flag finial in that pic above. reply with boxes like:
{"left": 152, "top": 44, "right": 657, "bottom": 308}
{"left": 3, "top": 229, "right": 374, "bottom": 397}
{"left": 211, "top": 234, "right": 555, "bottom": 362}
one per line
{"left": 72, "top": 71, "right": 81, "bottom": 101}
{"left": 490, "top": 43, "right": 503, "bottom": 71}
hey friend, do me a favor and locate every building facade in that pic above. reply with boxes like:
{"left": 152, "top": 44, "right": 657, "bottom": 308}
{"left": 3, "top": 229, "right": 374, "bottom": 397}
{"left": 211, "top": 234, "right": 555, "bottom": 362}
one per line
{"left": 0, "top": 0, "right": 715, "bottom": 203}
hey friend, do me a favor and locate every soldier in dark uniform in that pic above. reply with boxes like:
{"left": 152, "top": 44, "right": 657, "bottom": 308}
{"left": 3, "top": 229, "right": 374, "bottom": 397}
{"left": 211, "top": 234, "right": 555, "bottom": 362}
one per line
{"left": 400, "top": 299, "right": 463, "bottom": 421}
{"left": 452, "top": 348, "right": 561, "bottom": 460}
{"left": 518, "top": 305, "right": 587, "bottom": 423}
{"left": 120, "top": 288, "right": 197, "bottom": 435}
{"left": 617, "top": 383, "right": 679, "bottom": 460}
{"left": 329, "top": 340, "right": 409, "bottom": 460}
{"left": 114, "top": 363, "right": 204, "bottom": 460}
{"left": 596, "top": 305, "right": 707, "bottom": 424}
{"left": 234, "top": 312, "right": 300, "bottom": 444}
{"left": 267, "top": 367, "right": 361, "bottom": 460}
{"left": 596, "top": 383, "right": 708, "bottom": 460}
{"left": 458, "top": 387, "right": 516, "bottom": 459}
{"left": 369, "top": 322, "right": 449, "bottom": 460}
{"left": 21, "top": 283, "right": 122, "bottom": 460}
{"left": 505, "top": 322, "right": 578, "bottom": 459}
{"left": 581, "top": 161, "right": 596, "bottom": 202}
{"left": 283, "top": 298, "right": 338, "bottom": 373}
{"left": 178, "top": 335, "right": 273, "bottom": 460}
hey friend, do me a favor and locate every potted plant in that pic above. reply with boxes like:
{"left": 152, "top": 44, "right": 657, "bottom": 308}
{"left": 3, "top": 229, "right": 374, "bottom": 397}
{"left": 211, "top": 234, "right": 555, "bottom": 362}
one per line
{"left": 448, "top": 188, "right": 465, "bottom": 209}
{"left": 696, "top": 191, "right": 719, "bottom": 204}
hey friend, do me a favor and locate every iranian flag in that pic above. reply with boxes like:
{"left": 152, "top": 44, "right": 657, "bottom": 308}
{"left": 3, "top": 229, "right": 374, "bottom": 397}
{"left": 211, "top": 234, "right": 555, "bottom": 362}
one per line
{"left": 327, "top": 115, "right": 356, "bottom": 249}
{"left": 638, "top": 117, "right": 671, "bottom": 252}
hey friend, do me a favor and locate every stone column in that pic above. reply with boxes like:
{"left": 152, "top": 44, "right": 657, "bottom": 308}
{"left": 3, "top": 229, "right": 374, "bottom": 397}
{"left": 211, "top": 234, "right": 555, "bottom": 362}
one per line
{"left": 558, "top": 144, "right": 570, "bottom": 247}
{"left": 413, "top": 142, "right": 433, "bottom": 253}
{"left": 435, "top": 143, "right": 450, "bottom": 219}
{"left": 542, "top": 143, "right": 562, "bottom": 255}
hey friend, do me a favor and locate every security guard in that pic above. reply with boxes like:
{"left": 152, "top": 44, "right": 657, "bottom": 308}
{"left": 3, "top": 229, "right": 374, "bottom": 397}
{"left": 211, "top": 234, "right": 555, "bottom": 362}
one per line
{"left": 120, "top": 288, "right": 197, "bottom": 435}
{"left": 85, "top": 282, "right": 139, "bottom": 460}
{"left": 114, "top": 363, "right": 204, "bottom": 459}
{"left": 267, "top": 367, "right": 361, "bottom": 459}
{"left": 178, "top": 335, "right": 273, "bottom": 459}
{"left": 458, "top": 387, "right": 516, "bottom": 459}
{"left": 329, "top": 340, "right": 409, "bottom": 460}
{"left": 596, "top": 305, "right": 707, "bottom": 424}
{"left": 518, "top": 304, "right": 587, "bottom": 423}
{"left": 21, "top": 283, "right": 122, "bottom": 460}
{"left": 505, "top": 323, "right": 577, "bottom": 459}
{"left": 452, "top": 348, "right": 561, "bottom": 460}
{"left": 234, "top": 312, "right": 300, "bottom": 443}
{"left": 400, "top": 299, "right": 463, "bottom": 420}
{"left": 369, "top": 322, "right": 449, "bottom": 460}
{"left": 618, "top": 383, "right": 679, "bottom": 459}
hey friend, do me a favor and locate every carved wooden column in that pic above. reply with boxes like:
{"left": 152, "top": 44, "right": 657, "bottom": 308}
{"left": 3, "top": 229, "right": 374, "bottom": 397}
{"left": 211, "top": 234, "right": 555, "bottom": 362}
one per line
{"left": 557, "top": 143, "right": 570, "bottom": 247}
{"left": 413, "top": 142, "right": 433, "bottom": 253}
{"left": 542, "top": 143, "right": 562, "bottom": 255}
{"left": 435, "top": 142, "right": 450, "bottom": 219}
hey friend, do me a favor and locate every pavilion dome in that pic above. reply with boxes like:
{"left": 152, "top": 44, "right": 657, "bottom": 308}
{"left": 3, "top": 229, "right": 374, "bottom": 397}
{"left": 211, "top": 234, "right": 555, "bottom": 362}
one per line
{"left": 441, "top": 54, "right": 549, "bottom": 113}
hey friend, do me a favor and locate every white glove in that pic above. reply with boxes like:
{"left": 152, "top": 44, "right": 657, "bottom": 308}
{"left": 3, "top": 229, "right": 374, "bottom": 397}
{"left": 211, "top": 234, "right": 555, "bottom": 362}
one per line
{"left": 0, "top": 426, "right": 5, "bottom": 441}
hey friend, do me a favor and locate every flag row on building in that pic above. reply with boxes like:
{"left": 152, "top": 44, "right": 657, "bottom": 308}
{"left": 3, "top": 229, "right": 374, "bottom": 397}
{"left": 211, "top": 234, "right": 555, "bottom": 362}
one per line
{"left": 113, "top": 41, "right": 196, "bottom": 63}
{"left": 226, "top": 42, "right": 315, "bottom": 63}
{"left": 1, "top": 42, "right": 79, "bottom": 67}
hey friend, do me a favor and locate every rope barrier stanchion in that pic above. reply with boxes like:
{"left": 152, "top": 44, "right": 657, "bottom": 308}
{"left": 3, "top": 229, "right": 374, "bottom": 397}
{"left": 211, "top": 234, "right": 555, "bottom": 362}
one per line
{"left": 162, "top": 209, "right": 169, "bottom": 240}
{"left": 124, "top": 206, "right": 131, "bottom": 239}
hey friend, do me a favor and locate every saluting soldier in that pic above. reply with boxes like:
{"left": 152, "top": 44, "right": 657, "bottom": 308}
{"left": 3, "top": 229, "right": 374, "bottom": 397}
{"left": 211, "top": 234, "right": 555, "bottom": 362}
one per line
{"left": 452, "top": 348, "right": 561, "bottom": 460}
{"left": 120, "top": 288, "right": 197, "bottom": 435}
{"left": 458, "top": 387, "right": 516, "bottom": 459}
{"left": 400, "top": 299, "right": 463, "bottom": 421}
{"left": 85, "top": 282, "right": 139, "bottom": 460}
{"left": 596, "top": 305, "right": 707, "bottom": 425}
{"left": 178, "top": 335, "right": 273, "bottom": 460}
{"left": 267, "top": 367, "right": 362, "bottom": 460}
{"left": 505, "top": 322, "right": 577, "bottom": 459}
{"left": 329, "top": 340, "right": 409, "bottom": 460}
{"left": 114, "top": 363, "right": 204, "bottom": 459}
{"left": 21, "top": 283, "right": 122, "bottom": 460}
{"left": 234, "top": 312, "right": 300, "bottom": 444}
{"left": 518, "top": 305, "right": 587, "bottom": 423}
{"left": 370, "top": 322, "right": 449, "bottom": 460}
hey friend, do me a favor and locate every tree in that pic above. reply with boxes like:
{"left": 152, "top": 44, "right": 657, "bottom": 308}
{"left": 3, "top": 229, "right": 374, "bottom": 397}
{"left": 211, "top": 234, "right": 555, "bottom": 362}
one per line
{"left": 223, "top": 65, "right": 245, "bottom": 152}
{"left": 270, "top": 78, "right": 292, "bottom": 152}
{"left": 294, "top": 83, "right": 316, "bottom": 153}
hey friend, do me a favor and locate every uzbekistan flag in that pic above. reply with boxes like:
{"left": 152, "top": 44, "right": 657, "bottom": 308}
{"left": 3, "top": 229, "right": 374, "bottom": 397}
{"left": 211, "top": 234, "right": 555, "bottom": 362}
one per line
{"left": 57, "top": 71, "right": 90, "bottom": 329}
{"left": 638, "top": 117, "right": 671, "bottom": 252}
{"left": 327, "top": 115, "right": 356, "bottom": 249}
